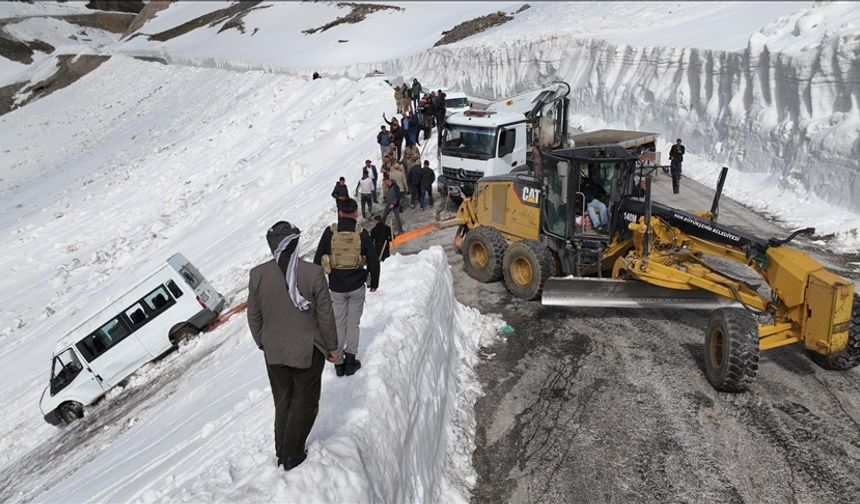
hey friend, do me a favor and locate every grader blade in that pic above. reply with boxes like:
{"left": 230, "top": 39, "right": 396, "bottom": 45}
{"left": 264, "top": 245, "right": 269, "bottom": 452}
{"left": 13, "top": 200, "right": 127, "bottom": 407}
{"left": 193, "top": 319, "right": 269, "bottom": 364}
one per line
{"left": 542, "top": 278, "right": 740, "bottom": 310}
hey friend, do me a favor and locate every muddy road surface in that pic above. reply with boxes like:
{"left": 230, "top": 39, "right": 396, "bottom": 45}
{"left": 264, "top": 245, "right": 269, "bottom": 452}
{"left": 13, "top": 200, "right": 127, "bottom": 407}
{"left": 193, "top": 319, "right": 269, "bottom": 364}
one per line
{"left": 396, "top": 170, "right": 860, "bottom": 504}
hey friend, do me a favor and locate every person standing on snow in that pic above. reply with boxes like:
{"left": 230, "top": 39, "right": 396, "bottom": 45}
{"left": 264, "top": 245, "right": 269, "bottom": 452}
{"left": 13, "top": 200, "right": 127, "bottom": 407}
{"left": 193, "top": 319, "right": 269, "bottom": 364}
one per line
{"left": 363, "top": 159, "right": 379, "bottom": 203}
{"left": 383, "top": 114, "right": 405, "bottom": 159}
{"left": 355, "top": 169, "right": 375, "bottom": 219}
{"left": 434, "top": 89, "right": 447, "bottom": 132}
{"left": 247, "top": 221, "right": 339, "bottom": 472}
{"left": 394, "top": 86, "right": 404, "bottom": 114}
{"left": 402, "top": 111, "right": 420, "bottom": 147}
{"left": 331, "top": 177, "right": 349, "bottom": 210}
{"left": 370, "top": 215, "right": 393, "bottom": 262}
{"left": 313, "top": 198, "right": 380, "bottom": 377}
{"left": 419, "top": 160, "right": 436, "bottom": 210}
{"left": 376, "top": 126, "right": 392, "bottom": 162}
{"left": 381, "top": 176, "right": 403, "bottom": 234}
{"left": 410, "top": 78, "right": 422, "bottom": 112}
{"left": 668, "top": 138, "right": 685, "bottom": 194}
{"left": 408, "top": 160, "right": 422, "bottom": 209}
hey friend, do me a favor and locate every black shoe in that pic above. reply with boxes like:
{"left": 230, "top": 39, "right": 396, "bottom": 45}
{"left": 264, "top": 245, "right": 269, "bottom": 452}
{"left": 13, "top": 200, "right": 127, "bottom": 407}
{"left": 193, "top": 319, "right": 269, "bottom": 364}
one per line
{"left": 283, "top": 451, "right": 307, "bottom": 471}
{"left": 344, "top": 353, "right": 362, "bottom": 376}
{"left": 277, "top": 456, "right": 284, "bottom": 468}
{"left": 335, "top": 363, "right": 345, "bottom": 377}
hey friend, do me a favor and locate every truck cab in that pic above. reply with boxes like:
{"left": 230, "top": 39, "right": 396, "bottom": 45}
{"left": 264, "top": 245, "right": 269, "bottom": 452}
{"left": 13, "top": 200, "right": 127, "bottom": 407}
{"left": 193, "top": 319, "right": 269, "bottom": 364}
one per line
{"left": 439, "top": 110, "right": 528, "bottom": 198}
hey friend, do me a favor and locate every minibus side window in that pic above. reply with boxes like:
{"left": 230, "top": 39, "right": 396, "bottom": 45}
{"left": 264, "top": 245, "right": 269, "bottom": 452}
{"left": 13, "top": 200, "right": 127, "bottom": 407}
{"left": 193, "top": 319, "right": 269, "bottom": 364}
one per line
{"left": 125, "top": 303, "right": 148, "bottom": 327}
{"left": 76, "top": 318, "right": 131, "bottom": 362}
{"left": 166, "top": 280, "right": 183, "bottom": 299}
{"left": 50, "top": 348, "right": 83, "bottom": 395}
{"left": 143, "top": 286, "right": 174, "bottom": 314}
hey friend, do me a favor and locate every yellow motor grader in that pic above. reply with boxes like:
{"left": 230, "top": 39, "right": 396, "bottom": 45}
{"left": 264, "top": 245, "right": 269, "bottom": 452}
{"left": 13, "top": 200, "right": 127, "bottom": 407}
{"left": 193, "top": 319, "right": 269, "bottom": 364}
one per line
{"left": 453, "top": 145, "right": 858, "bottom": 392}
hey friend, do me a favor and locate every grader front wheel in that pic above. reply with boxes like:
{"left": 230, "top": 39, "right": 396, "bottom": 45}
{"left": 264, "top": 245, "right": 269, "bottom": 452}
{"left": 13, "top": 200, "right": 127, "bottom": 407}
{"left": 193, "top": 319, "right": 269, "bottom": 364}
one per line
{"left": 461, "top": 226, "right": 507, "bottom": 283}
{"left": 704, "top": 308, "right": 760, "bottom": 392}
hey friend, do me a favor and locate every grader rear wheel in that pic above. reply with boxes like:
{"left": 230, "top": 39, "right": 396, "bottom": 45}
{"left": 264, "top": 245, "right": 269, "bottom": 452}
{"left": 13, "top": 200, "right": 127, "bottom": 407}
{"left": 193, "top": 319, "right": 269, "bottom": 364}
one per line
{"left": 807, "top": 294, "right": 860, "bottom": 370}
{"left": 461, "top": 226, "right": 507, "bottom": 283}
{"left": 704, "top": 308, "right": 760, "bottom": 392}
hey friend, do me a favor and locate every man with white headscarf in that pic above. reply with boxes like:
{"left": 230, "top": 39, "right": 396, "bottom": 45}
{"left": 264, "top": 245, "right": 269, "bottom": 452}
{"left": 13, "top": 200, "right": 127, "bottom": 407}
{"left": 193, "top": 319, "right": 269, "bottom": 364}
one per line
{"left": 248, "top": 221, "right": 339, "bottom": 471}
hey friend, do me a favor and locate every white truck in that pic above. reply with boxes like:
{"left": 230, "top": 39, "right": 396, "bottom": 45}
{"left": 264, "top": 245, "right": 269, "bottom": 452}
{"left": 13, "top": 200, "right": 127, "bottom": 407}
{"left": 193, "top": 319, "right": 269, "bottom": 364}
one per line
{"left": 39, "top": 253, "right": 225, "bottom": 426}
{"left": 437, "top": 82, "right": 662, "bottom": 199}
{"left": 438, "top": 81, "right": 571, "bottom": 198}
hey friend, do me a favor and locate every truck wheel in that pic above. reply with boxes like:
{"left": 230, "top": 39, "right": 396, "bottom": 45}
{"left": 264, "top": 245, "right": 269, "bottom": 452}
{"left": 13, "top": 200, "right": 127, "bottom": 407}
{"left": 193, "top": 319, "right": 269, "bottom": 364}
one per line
{"left": 704, "top": 308, "right": 760, "bottom": 392}
{"left": 807, "top": 294, "right": 860, "bottom": 370}
{"left": 502, "top": 240, "right": 557, "bottom": 300}
{"left": 169, "top": 324, "right": 200, "bottom": 346}
{"left": 59, "top": 402, "right": 83, "bottom": 425}
{"left": 461, "top": 226, "right": 507, "bottom": 283}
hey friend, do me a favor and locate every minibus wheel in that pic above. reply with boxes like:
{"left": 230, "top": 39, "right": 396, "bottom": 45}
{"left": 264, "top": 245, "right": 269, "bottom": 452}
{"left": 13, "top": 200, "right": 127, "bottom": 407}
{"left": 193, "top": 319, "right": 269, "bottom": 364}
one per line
{"left": 169, "top": 324, "right": 200, "bottom": 346}
{"left": 59, "top": 402, "right": 83, "bottom": 425}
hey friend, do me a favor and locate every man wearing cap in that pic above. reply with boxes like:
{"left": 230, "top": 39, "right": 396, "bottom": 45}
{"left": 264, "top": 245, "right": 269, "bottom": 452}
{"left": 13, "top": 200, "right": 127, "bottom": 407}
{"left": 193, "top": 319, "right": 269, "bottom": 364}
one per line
{"left": 248, "top": 222, "right": 340, "bottom": 471}
{"left": 363, "top": 159, "right": 379, "bottom": 203}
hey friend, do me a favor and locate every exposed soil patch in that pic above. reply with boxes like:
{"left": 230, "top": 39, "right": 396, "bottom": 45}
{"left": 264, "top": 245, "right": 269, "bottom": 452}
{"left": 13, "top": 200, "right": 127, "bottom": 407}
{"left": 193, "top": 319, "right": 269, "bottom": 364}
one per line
{"left": 302, "top": 2, "right": 402, "bottom": 35}
{"left": 144, "top": 1, "right": 269, "bottom": 42}
{"left": 86, "top": 1, "right": 145, "bottom": 14}
{"left": 122, "top": 1, "right": 172, "bottom": 39}
{"left": 5, "top": 54, "right": 110, "bottom": 114}
{"left": 57, "top": 12, "right": 138, "bottom": 34}
{"left": 435, "top": 11, "right": 514, "bottom": 47}
{"left": 0, "top": 81, "right": 26, "bottom": 116}
{"left": 0, "top": 32, "right": 37, "bottom": 64}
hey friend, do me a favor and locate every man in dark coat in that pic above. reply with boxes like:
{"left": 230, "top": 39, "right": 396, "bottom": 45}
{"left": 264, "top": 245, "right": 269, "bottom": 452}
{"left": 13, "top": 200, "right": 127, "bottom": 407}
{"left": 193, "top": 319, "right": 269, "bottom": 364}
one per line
{"left": 331, "top": 177, "right": 349, "bottom": 209}
{"left": 419, "top": 160, "right": 436, "bottom": 210}
{"left": 370, "top": 215, "right": 393, "bottom": 262}
{"left": 408, "top": 162, "right": 422, "bottom": 209}
{"left": 383, "top": 114, "right": 405, "bottom": 159}
{"left": 380, "top": 176, "right": 403, "bottom": 234}
{"left": 313, "top": 198, "right": 380, "bottom": 377}
{"left": 410, "top": 78, "right": 422, "bottom": 112}
{"left": 248, "top": 221, "right": 339, "bottom": 471}
{"left": 434, "top": 89, "right": 447, "bottom": 132}
{"left": 376, "top": 126, "right": 392, "bottom": 162}
{"left": 668, "top": 138, "right": 685, "bottom": 194}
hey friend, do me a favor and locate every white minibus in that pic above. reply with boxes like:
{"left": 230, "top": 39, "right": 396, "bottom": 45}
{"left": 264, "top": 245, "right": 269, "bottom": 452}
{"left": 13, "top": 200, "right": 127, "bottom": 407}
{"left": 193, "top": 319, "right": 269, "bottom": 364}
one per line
{"left": 39, "top": 253, "right": 225, "bottom": 425}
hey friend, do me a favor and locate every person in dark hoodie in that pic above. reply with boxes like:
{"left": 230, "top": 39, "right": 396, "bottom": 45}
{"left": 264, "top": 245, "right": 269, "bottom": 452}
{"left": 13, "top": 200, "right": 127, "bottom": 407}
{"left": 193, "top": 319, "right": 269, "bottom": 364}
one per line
{"left": 402, "top": 111, "right": 421, "bottom": 147}
{"left": 419, "top": 160, "right": 436, "bottom": 210}
{"left": 313, "top": 198, "right": 380, "bottom": 377}
{"left": 247, "top": 221, "right": 339, "bottom": 471}
{"left": 410, "top": 78, "right": 422, "bottom": 112}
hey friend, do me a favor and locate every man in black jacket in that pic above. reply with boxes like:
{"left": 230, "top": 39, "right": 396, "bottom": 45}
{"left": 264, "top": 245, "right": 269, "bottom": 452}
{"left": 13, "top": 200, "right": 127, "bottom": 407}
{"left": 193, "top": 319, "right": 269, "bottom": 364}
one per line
{"left": 380, "top": 176, "right": 403, "bottom": 234}
{"left": 331, "top": 177, "right": 349, "bottom": 210}
{"left": 668, "top": 138, "right": 685, "bottom": 194}
{"left": 419, "top": 160, "right": 436, "bottom": 210}
{"left": 408, "top": 162, "right": 422, "bottom": 209}
{"left": 313, "top": 198, "right": 380, "bottom": 377}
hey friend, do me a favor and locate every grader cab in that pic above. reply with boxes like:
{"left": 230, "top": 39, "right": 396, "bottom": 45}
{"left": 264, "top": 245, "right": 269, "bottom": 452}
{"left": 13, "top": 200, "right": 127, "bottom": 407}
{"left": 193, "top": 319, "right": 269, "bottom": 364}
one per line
{"left": 454, "top": 145, "right": 859, "bottom": 392}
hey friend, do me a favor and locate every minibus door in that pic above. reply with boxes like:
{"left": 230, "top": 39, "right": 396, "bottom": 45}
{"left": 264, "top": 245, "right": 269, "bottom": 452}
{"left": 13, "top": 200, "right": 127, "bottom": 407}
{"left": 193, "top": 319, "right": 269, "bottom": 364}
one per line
{"left": 77, "top": 316, "right": 152, "bottom": 387}
{"left": 50, "top": 347, "right": 107, "bottom": 403}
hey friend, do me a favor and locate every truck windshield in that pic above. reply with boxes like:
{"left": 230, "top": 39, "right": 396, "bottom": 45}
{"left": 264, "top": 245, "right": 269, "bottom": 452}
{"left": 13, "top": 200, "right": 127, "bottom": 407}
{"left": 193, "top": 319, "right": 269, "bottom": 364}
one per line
{"left": 443, "top": 125, "right": 496, "bottom": 159}
{"left": 446, "top": 97, "right": 469, "bottom": 108}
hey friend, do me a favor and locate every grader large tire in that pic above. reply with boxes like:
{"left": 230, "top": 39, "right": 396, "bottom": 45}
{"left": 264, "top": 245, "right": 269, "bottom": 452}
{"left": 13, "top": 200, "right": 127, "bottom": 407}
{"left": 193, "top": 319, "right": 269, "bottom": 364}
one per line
{"left": 704, "top": 308, "right": 760, "bottom": 392}
{"left": 807, "top": 294, "right": 860, "bottom": 370}
{"left": 461, "top": 226, "right": 507, "bottom": 283}
{"left": 502, "top": 240, "right": 557, "bottom": 300}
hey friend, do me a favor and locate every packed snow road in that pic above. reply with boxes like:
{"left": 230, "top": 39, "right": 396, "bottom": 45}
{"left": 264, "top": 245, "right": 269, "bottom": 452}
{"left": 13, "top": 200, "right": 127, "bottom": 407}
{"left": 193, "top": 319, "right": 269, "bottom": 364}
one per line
{"left": 398, "top": 173, "right": 860, "bottom": 504}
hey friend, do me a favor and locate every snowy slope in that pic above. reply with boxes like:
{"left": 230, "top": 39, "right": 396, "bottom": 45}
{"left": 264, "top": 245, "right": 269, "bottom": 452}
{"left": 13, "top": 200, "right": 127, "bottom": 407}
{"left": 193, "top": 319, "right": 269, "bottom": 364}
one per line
{"left": 0, "top": 56, "right": 498, "bottom": 500}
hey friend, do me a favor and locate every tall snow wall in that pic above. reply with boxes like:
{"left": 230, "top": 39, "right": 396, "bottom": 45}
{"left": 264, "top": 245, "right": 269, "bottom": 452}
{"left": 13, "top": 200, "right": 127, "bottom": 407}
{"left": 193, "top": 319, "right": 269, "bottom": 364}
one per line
{"left": 347, "top": 27, "right": 859, "bottom": 214}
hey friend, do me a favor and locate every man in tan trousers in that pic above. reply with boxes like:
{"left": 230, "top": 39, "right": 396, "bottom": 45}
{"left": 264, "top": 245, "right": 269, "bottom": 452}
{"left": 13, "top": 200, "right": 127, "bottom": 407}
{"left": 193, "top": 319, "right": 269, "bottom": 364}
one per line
{"left": 248, "top": 221, "right": 339, "bottom": 471}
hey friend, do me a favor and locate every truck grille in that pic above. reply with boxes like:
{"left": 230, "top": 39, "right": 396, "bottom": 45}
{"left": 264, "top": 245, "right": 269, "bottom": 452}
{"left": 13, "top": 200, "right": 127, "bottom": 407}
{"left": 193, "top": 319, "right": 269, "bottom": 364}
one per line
{"left": 442, "top": 167, "right": 483, "bottom": 182}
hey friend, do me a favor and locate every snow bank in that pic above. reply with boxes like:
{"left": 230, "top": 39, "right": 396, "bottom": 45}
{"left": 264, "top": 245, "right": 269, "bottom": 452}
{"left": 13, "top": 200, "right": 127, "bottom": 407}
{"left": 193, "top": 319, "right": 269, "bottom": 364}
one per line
{"left": 32, "top": 248, "right": 496, "bottom": 503}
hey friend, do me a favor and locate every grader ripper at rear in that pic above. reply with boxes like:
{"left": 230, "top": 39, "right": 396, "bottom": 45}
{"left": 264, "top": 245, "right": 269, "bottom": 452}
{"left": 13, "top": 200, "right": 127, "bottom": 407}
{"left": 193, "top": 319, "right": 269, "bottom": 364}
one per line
{"left": 454, "top": 145, "right": 858, "bottom": 392}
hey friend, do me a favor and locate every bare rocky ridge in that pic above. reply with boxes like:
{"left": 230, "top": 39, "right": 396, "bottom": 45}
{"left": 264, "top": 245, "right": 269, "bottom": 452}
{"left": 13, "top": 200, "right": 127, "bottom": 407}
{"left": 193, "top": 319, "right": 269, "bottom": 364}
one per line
{"left": 140, "top": 1, "right": 270, "bottom": 42}
{"left": 302, "top": 2, "right": 402, "bottom": 35}
{"left": 434, "top": 11, "right": 514, "bottom": 47}
{"left": 1, "top": 55, "right": 110, "bottom": 115}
